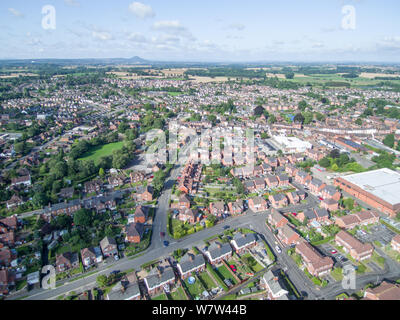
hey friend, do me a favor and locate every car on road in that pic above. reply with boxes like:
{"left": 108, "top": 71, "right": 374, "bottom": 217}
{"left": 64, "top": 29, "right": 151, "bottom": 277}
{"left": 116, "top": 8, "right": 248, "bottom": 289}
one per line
{"left": 160, "top": 232, "right": 165, "bottom": 238}
{"left": 229, "top": 265, "right": 237, "bottom": 272}
{"left": 114, "top": 255, "right": 120, "bottom": 261}
{"left": 110, "top": 270, "right": 120, "bottom": 275}
{"left": 318, "top": 197, "right": 324, "bottom": 201}
{"left": 223, "top": 225, "right": 230, "bottom": 230}
{"left": 331, "top": 249, "right": 338, "bottom": 254}
{"left": 275, "top": 246, "right": 282, "bottom": 254}
{"left": 163, "top": 241, "right": 169, "bottom": 247}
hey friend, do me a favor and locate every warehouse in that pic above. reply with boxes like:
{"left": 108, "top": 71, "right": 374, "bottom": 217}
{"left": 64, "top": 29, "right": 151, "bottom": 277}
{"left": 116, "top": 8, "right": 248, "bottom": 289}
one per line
{"left": 271, "top": 135, "right": 313, "bottom": 153}
{"left": 334, "top": 168, "right": 400, "bottom": 217}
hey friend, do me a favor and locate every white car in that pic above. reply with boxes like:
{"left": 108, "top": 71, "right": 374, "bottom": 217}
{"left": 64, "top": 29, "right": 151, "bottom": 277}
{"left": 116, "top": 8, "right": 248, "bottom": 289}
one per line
{"left": 275, "top": 246, "right": 282, "bottom": 254}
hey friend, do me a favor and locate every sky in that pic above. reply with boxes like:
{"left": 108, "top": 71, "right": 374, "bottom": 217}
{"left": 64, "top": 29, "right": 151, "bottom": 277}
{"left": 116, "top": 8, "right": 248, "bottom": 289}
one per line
{"left": 1, "top": 0, "right": 400, "bottom": 62}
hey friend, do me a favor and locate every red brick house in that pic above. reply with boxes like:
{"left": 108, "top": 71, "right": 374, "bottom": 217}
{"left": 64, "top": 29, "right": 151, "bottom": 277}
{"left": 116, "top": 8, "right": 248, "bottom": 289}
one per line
{"left": 228, "top": 200, "right": 244, "bottom": 215}
{"left": 56, "top": 252, "right": 79, "bottom": 273}
{"left": 269, "top": 194, "right": 289, "bottom": 209}
{"left": 335, "top": 231, "right": 374, "bottom": 262}
{"left": 125, "top": 223, "right": 144, "bottom": 244}
{"left": 209, "top": 201, "right": 226, "bottom": 217}
{"left": 268, "top": 209, "right": 288, "bottom": 229}
{"left": 277, "top": 224, "right": 300, "bottom": 246}
{"left": 248, "top": 197, "right": 268, "bottom": 213}
{"left": 295, "top": 241, "right": 333, "bottom": 277}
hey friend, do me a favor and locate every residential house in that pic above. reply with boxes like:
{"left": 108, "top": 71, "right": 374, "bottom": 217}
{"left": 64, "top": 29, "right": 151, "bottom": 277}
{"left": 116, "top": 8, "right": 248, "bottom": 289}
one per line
{"left": 125, "top": 223, "right": 144, "bottom": 244}
{"left": 205, "top": 242, "right": 233, "bottom": 265}
{"left": 248, "top": 197, "right": 268, "bottom": 213}
{"left": 130, "top": 171, "right": 146, "bottom": 184}
{"left": 295, "top": 241, "right": 334, "bottom": 277}
{"left": 84, "top": 180, "right": 103, "bottom": 194}
{"left": 209, "top": 202, "right": 226, "bottom": 217}
{"left": 108, "top": 175, "right": 125, "bottom": 188}
{"left": 81, "top": 247, "right": 103, "bottom": 268}
{"left": 265, "top": 175, "right": 279, "bottom": 188}
{"left": 144, "top": 263, "right": 176, "bottom": 296}
{"left": 59, "top": 187, "right": 74, "bottom": 200}
{"left": 11, "top": 175, "right": 31, "bottom": 188}
{"left": 269, "top": 194, "right": 289, "bottom": 209}
{"left": 321, "top": 185, "right": 341, "bottom": 202}
{"left": 55, "top": 252, "right": 79, "bottom": 273}
{"left": 178, "top": 194, "right": 191, "bottom": 209}
{"left": 134, "top": 206, "right": 148, "bottom": 224}
{"left": 6, "top": 195, "right": 24, "bottom": 210}
{"left": 230, "top": 233, "right": 257, "bottom": 254}
{"left": 308, "top": 178, "right": 326, "bottom": 195}
{"left": 391, "top": 235, "right": 400, "bottom": 253}
{"left": 335, "top": 211, "right": 380, "bottom": 230}
{"left": 294, "top": 171, "right": 312, "bottom": 185}
{"left": 261, "top": 270, "right": 289, "bottom": 300}
{"left": 176, "top": 253, "right": 206, "bottom": 279}
{"left": 100, "top": 236, "right": 118, "bottom": 257}
{"left": 107, "top": 272, "right": 141, "bottom": 300}
{"left": 228, "top": 200, "right": 244, "bottom": 215}
{"left": 0, "top": 269, "right": 14, "bottom": 295}
{"left": 135, "top": 186, "right": 154, "bottom": 202}
{"left": 335, "top": 231, "right": 374, "bottom": 262}
{"left": 268, "top": 209, "right": 288, "bottom": 229}
{"left": 321, "top": 198, "right": 339, "bottom": 212}
{"left": 277, "top": 174, "right": 290, "bottom": 186}
{"left": 277, "top": 224, "right": 300, "bottom": 246}
{"left": 364, "top": 281, "right": 400, "bottom": 300}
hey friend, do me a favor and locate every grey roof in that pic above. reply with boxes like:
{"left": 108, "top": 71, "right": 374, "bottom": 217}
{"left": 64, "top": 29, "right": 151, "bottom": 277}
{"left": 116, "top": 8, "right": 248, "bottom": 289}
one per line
{"left": 310, "top": 178, "right": 324, "bottom": 187}
{"left": 207, "top": 242, "right": 232, "bottom": 260}
{"left": 100, "top": 236, "right": 117, "bottom": 249}
{"left": 314, "top": 208, "right": 329, "bottom": 218}
{"left": 107, "top": 282, "right": 141, "bottom": 300}
{"left": 339, "top": 168, "right": 400, "bottom": 205}
{"left": 303, "top": 209, "right": 317, "bottom": 220}
{"left": 262, "top": 270, "right": 288, "bottom": 297}
{"left": 323, "top": 185, "right": 338, "bottom": 195}
{"left": 178, "top": 253, "right": 205, "bottom": 274}
{"left": 145, "top": 267, "right": 175, "bottom": 290}
{"left": 126, "top": 223, "right": 144, "bottom": 238}
{"left": 232, "top": 233, "right": 257, "bottom": 249}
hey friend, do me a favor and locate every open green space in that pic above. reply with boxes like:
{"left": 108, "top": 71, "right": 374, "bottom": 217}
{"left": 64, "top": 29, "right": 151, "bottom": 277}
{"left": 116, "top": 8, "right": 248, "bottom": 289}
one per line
{"left": 197, "top": 271, "right": 218, "bottom": 290}
{"left": 184, "top": 276, "right": 206, "bottom": 299}
{"left": 170, "top": 287, "right": 188, "bottom": 300}
{"left": 78, "top": 141, "right": 125, "bottom": 164}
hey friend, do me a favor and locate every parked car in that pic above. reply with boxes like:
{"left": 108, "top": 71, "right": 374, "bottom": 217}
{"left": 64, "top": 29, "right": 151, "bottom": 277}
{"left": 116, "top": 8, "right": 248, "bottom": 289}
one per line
{"left": 275, "top": 246, "right": 282, "bottom": 254}
{"left": 229, "top": 265, "right": 237, "bottom": 272}
{"left": 163, "top": 241, "right": 169, "bottom": 247}
{"left": 331, "top": 249, "right": 338, "bottom": 254}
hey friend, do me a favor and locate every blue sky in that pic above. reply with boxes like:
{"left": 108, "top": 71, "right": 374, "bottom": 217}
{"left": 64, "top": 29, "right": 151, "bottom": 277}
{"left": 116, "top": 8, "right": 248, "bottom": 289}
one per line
{"left": 1, "top": 0, "right": 400, "bottom": 62}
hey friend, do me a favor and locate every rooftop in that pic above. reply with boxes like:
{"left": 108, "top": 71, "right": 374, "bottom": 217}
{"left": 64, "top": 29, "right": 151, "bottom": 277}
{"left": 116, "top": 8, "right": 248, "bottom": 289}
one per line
{"left": 339, "top": 168, "right": 400, "bottom": 206}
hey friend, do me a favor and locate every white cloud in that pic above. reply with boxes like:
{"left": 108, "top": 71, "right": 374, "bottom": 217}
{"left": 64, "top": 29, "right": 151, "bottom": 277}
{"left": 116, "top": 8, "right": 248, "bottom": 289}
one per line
{"left": 152, "top": 20, "right": 195, "bottom": 40}
{"left": 92, "top": 31, "right": 113, "bottom": 41}
{"left": 129, "top": 2, "right": 155, "bottom": 19}
{"left": 8, "top": 8, "right": 24, "bottom": 18}
{"left": 64, "top": 0, "right": 80, "bottom": 7}
{"left": 227, "top": 23, "right": 245, "bottom": 31}
{"left": 128, "top": 32, "right": 148, "bottom": 43}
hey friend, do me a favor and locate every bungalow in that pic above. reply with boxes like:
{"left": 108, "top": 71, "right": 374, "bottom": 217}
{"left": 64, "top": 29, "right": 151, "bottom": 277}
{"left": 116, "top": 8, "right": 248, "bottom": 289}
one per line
{"left": 125, "top": 223, "right": 144, "bottom": 244}
{"left": 295, "top": 241, "right": 333, "bottom": 277}
{"left": 268, "top": 209, "right": 288, "bottom": 229}
{"left": 81, "top": 247, "right": 103, "bottom": 268}
{"left": 205, "top": 242, "right": 233, "bottom": 265}
{"left": 56, "top": 252, "right": 79, "bottom": 273}
{"left": 277, "top": 224, "right": 300, "bottom": 246}
{"left": 144, "top": 264, "right": 176, "bottom": 296}
{"left": 209, "top": 201, "right": 226, "bottom": 217}
{"left": 269, "top": 194, "right": 289, "bottom": 209}
{"left": 230, "top": 233, "right": 257, "bottom": 254}
{"left": 228, "top": 199, "right": 244, "bottom": 215}
{"left": 176, "top": 253, "right": 206, "bottom": 279}
{"left": 335, "top": 231, "right": 374, "bottom": 262}
{"left": 100, "top": 236, "right": 118, "bottom": 258}
{"left": 248, "top": 197, "right": 268, "bottom": 213}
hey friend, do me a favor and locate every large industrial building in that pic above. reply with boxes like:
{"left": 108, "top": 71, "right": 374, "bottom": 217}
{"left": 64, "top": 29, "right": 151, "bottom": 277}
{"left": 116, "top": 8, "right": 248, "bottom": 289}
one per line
{"left": 334, "top": 168, "right": 400, "bottom": 217}
{"left": 271, "top": 135, "right": 313, "bottom": 153}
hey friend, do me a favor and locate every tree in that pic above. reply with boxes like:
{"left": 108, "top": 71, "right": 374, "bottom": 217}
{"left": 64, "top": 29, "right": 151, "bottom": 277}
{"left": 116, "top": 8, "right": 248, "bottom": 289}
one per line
{"left": 298, "top": 100, "right": 308, "bottom": 112}
{"left": 293, "top": 113, "right": 305, "bottom": 124}
{"left": 329, "top": 149, "right": 341, "bottom": 159}
{"left": 383, "top": 134, "right": 395, "bottom": 148}
{"left": 318, "top": 157, "right": 331, "bottom": 168}
{"left": 73, "top": 209, "right": 93, "bottom": 228}
{"left": 268, "top": 114, "right": 277, "bottom": 124}
{"left": 285, "top": 72, "right": 295, "bottom": 79}
{"left": 355, "top": 118, "right": 363, "bottom": 126}
{"left": 96, "top": 275, "right": 108, "bottom": 288}
{"left": 99, "top": 168, "right": 105, "bottom": 178}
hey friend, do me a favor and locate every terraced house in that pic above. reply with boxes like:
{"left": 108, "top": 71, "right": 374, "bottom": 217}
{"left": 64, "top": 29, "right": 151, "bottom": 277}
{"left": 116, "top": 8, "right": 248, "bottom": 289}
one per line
{"left": 144, "top": 263, "right": 176, "bottom": 296}
{"left": 295, "top": 241, "right": 334, "bottom": 277}
{"left": 230, "top": 232, "right": 257, "bottom": 254}
{"left": 204, "top": 242, "right": 233, "bottom": 265}
{"left": 335, "top": 231, "right": 374, "bottom": 262}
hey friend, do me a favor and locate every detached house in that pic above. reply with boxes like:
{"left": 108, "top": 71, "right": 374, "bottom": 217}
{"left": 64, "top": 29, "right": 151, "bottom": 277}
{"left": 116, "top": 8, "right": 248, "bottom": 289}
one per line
{"left": 125, "top": 223, "right": 144, "bottom": 244}
{"left": 6, "top": 195, "right": 24, "bottom": 210}
{"left": 135, "top": 186, "right": 154, "bottom": 202}
{"left": 84, "top": 180, "right": 103, "bottom": 194}
{"left": 209, "top": 202, "right": 226, "bottom": 217}
{"left": 261, "top": 270, "right": 289, "bottom": 300}
{"left": 11, "top": 175, "right": 31, "bottom": 188}
{"left": 100, "top": 236, "right": 118, "bottom": 258}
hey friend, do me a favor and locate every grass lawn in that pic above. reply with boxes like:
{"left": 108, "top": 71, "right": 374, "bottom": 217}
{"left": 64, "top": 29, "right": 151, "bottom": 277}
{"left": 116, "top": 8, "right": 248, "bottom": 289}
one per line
{"left": 168, "top": 91, "right": 184, "bottom": 96}
{"left": 152, "top": 293, "right": 168, "bottom": 300}
{"left": 330, "top": 267, "right": 344, "bottom": 282}
{"left": 241, "top": 253, "right": 264, "bottom": 273}
{"left": 215, "top": 265, "right": 238, "bottom": 285}
{"left": 184, "top": 276, "right": 206, "bottom": 299}
{"left": 78, "top": 141, "right": 125, "bottom": 164}
{"left": 197, "top": 271, "right": 218, "bottom": 290}
{"left": 170, "top": 287, "right": 187, "bottom": 300}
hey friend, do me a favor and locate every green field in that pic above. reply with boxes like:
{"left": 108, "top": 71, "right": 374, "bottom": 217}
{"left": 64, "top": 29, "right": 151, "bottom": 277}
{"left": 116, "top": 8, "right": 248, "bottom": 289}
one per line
{"left": 78, "top": 141, "right": 125, "bottom": 164}
{"left": 197, "top": 271, "right": 218, "bottom": 290}
{"left": 170, "top": 287, "right": 187, "bottom": 300}
{"left": 167, "top": 91, "right": 184, "bottom": 96}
